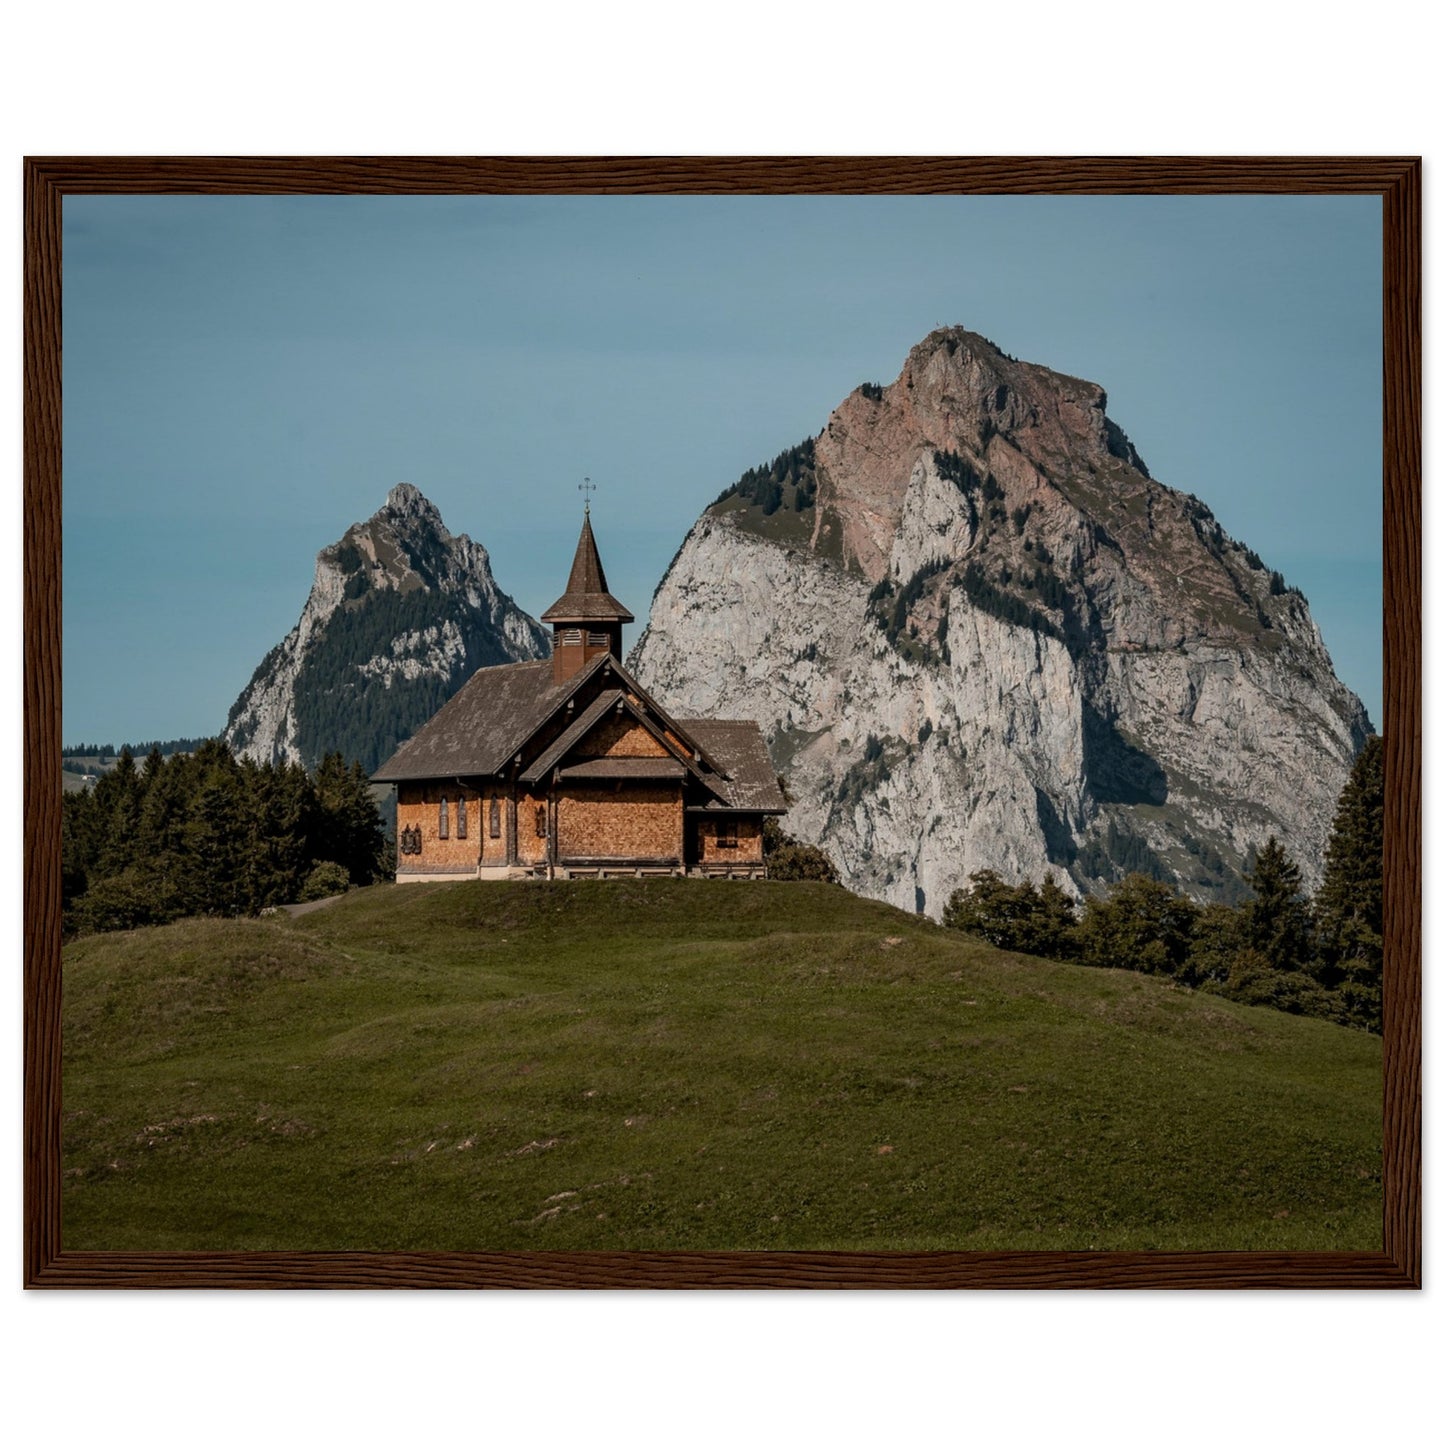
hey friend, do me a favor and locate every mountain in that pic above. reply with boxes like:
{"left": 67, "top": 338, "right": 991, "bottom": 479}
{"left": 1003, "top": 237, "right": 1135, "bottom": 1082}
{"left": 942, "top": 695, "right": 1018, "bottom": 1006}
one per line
{"left": 632, "top": 327, "right": 1372, "bottom": 917}
{"left": 224, "top": 484, "right": 549, "bottom": 772}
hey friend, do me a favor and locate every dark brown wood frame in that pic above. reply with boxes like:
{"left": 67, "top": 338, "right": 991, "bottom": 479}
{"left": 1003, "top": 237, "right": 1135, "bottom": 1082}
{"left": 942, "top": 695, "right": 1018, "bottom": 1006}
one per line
{"left": 24, "top": 157, "right": 1421, "bottom": 1288}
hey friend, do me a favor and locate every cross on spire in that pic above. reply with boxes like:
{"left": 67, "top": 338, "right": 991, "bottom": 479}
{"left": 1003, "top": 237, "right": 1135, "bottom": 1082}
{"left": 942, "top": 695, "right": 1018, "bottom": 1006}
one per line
{"left": 579, "top": 476, "right": 596, "bottom": 514}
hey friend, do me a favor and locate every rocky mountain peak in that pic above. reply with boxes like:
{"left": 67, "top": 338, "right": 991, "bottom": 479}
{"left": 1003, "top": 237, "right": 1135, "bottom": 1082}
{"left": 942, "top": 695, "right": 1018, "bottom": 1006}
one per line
{"left": 383, "top": 481, "right": 441, "bottom": 521}
{"left": 633, "top": 326, "right": 1371, "bottom": 918}
{"left": 225, "top": 487, "right": 548, "bottom": 771}
{"left": 811, "top": 325, "right": 1151, "bottom": 587}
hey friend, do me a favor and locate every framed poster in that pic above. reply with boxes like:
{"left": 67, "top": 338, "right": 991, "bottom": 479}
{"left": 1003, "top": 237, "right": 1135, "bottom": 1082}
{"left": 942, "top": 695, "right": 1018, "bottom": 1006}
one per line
{"left": 23, "top": 157, "right": 1420, "bottom": 1287}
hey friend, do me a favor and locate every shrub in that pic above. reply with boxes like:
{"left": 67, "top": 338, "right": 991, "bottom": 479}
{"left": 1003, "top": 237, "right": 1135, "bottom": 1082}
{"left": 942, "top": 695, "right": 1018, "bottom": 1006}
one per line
{"left": 299, "top": 861, "right": 351, "bottom": 902}
{"left": 763, "top": 819, "right": 840, "bottom": 883}
{"left": 1076, "top": 873, "right": 1199, "bottom": 977}
{"left": 943, "top": 870, "right": 1077, "bottom": 959}
{"left": 1207, "top": 950, "right": 1348, "bottom": 1023}
{"left": 71, "top": 865, "right": 185, "bottom": 933}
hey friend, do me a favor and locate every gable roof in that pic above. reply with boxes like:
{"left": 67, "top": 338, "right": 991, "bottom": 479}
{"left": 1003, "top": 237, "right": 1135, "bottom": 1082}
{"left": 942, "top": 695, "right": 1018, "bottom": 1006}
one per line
{"left": 518, "top": 688, "right": 628, "bottom": 784}
{"left": 371, "top": 649, "right": 785, "bottom": 815}
{"left": 540, "top": 513, "right": 634, "bottom": 624}
{"left": 519, "top": 689, "right": 708, "bottom": 787}
{"left": 372, "top": 655, "right": 594, "bottom": 782}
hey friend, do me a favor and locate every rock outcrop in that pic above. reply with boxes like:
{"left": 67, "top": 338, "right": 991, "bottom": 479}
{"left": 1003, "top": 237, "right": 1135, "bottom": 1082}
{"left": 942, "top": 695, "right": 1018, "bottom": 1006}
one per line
{"left": 632, "top": 328, "right": 1371, "bottom": 915}
{"left": 225, "top": 484, "right": 548, "bottom": 772}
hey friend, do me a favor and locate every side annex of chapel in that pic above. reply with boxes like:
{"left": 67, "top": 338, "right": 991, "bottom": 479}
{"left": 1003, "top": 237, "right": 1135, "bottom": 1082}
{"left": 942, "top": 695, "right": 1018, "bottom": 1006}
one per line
{"left": 372, "top": 508, "right": 787, "bottom": 881}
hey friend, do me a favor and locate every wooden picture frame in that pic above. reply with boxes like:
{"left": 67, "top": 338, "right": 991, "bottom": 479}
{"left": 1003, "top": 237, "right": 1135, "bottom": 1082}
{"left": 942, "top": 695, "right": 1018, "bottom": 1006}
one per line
{"left": 24, "top": 157, "right": 1421, "bottom": 1288}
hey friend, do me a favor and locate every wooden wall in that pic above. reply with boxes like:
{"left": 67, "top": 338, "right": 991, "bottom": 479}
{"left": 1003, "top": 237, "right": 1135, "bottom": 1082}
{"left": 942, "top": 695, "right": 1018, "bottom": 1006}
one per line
{"left": 396, "top": 781, "right": 483, "bottom": 874}
{"left": 517, "top": 789, "right": 550, "bottom": 866}
{"left": 585, "top": 715, "right": 669, "bottom": 759}
{"left": 557, "top": 784, "right": 682, "bottom": 862}
{"left": 694, "top": 815, "right": 764, "bottom": 865}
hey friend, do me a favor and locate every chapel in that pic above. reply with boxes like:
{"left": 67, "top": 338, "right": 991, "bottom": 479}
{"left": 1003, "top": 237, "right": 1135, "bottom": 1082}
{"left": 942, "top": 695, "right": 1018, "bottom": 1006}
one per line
{"left": 373, "top": 507, "right": 786, "bottom": 881}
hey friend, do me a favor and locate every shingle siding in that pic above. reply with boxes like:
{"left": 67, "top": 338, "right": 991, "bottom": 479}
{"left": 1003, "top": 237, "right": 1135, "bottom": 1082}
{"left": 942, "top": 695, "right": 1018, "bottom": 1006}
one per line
{"left": 557, "top": 785, "right": 683, "bottom": 863}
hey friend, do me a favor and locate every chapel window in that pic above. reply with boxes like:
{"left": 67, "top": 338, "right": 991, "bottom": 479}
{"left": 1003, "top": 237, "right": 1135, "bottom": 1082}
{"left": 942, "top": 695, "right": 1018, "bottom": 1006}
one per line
{"left": 718, "top": 819, "right": 738, "bottom": 849}
{"left": 535, "top": 804, "right": 548, "bottom": 838}
{"left": 457, "top": 797, "right": 467, "bottom": 839}
{"left": 489, "top": 798, "right": 501, "bottom": 838}
{"left": 439, "top": 797, "right": 449, "bottom": 840}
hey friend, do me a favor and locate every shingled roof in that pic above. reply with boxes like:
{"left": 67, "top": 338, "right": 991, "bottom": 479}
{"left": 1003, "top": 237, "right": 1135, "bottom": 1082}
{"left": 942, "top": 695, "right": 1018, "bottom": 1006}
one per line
{"left": 681, "top": 720, "right": 788, "bottom": 813}
{"left": 371, "top": 641, "right": 785, "bottom": 816}
{"left": 540, "top": 513, "right": 634, "bottom": 624}
{"left": 558, "top": 757, "right": 686, "bottom": 781}
{"left": 372, "top": 657, "right": 580, "bottom": 782}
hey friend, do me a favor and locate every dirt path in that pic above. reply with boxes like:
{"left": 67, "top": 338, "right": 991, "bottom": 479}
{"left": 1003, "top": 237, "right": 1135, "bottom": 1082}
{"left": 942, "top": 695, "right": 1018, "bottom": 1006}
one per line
{"left": 278, "top": 893, "right": 347, "bottom": 919}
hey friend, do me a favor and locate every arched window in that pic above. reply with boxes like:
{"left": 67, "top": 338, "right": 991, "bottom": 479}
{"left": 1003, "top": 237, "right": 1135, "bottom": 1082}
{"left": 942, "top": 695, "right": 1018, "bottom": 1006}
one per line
{"left": 457, "top": 797, "right": 467, "bottom": 839}
{"left": 439, "top": 796, "right": 449, "bottom": 839}
{"left": 535, "top": 804, "right": 548, "bottom": 839}
{"left": 489, "top": 798, "right": 501, "bottom": 838}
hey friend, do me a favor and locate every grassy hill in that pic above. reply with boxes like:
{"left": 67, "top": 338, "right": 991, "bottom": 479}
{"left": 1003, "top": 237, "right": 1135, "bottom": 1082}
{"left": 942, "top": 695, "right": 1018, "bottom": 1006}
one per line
{"left": 62, "top": 881, "right": 1382, "bottom": 1252}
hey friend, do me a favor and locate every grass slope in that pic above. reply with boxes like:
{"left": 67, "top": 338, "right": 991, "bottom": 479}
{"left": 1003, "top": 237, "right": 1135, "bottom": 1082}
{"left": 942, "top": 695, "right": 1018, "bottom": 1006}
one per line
{"left": 62, "top": 881, "right": 1382, "bottom": 1252}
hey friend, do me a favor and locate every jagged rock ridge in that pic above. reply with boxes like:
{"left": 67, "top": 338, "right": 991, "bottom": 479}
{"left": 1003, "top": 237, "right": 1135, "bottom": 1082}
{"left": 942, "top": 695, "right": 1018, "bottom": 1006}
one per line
{"left": 225, "top": 483, "right": 549, "bottom": 772}
{"left": 632, "top": 327, "right": 1372, "bottom": 916}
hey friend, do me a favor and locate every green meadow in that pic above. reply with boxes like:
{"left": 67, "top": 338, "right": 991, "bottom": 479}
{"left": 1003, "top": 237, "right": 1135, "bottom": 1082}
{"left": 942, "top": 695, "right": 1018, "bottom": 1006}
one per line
{"left": 62, "top": 880, "right": 1382, "bottom": 1252}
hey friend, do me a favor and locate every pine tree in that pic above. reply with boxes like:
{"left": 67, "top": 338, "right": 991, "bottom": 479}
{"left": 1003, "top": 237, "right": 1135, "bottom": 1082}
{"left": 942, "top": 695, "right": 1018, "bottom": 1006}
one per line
{"left": 60, "top": 792, "right": 94, "bottom": 921}
{"left": 1241, "top": 836, "right": 1313, "bottom": 974}
{"left": 312, "top": 752, "right": 386, "bottom": 885}
{"left": 1314, "top": 736, "right": 1384, "bottom": 1028}
{"left": 94, "top": 747, "right": 143, "bottom": 876}
{"left": 179, "top": 748, "right": 247, "bottom": 916}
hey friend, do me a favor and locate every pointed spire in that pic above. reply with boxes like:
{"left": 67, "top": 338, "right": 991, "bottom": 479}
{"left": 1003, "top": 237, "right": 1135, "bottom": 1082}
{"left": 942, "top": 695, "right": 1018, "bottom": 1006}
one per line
{"left": 541, "top": 509, "right": 634, "bottom": 624}
{"left": 565, "top": 511, "right": 610, "bottom": 597}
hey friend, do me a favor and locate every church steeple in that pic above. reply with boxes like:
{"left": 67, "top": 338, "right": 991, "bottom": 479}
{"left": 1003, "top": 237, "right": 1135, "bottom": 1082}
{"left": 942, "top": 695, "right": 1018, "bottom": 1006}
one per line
{"left": 542, "top": 507, "right": 634, "bottom": 683}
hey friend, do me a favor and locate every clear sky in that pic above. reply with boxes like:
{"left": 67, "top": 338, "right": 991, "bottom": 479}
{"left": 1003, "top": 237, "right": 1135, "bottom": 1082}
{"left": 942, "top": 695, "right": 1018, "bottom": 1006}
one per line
{"left": 62, "top": 194, "right": 1383, "bottom": 744}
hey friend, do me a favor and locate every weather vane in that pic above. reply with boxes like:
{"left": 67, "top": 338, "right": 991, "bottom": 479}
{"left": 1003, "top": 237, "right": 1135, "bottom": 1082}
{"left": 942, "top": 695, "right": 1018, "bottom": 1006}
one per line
{"left": 579, "top": 476, "right": 596, "bottom": 515}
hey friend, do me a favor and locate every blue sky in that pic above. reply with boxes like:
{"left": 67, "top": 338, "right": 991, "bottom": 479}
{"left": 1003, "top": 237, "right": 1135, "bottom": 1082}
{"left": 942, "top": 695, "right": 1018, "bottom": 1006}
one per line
{"left": 62, "top": 194, "right": 1383, "bottom": 743}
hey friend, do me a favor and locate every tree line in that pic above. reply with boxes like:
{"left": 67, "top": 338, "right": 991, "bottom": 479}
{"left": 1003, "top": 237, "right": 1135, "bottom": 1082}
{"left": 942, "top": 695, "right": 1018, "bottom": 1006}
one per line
{"left": 713, "top": 438, "right": 818, "bottom": 517}
{"left": 62, "top": 739, "right": 387, "bottom": 935}
{"left": 941, "top": 737, "right": 1385, "bottom": 1031}
{"left": 62, "top": 736, "right": 210, "bottom": 760}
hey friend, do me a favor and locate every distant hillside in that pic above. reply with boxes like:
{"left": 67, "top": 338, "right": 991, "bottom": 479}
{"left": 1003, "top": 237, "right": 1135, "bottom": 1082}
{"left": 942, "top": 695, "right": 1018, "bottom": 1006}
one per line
{"left": 63, "top": 736, "right": 210, "bottom": 760}
{"left": 62, "top": 880, "right": 1382, "bottom": 1253}
{"left": 62, "top": 738, "right": 210, "bottom": 793}
{"left": 224, "top": 484, "right": 549, "bottom": 773}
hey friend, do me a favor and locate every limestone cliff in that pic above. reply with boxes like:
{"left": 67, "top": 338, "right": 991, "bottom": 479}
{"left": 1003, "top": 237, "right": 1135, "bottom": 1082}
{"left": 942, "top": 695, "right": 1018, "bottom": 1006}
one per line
{"left": 224, "top": 484, "right": 548, "bottom": 772}
{"left": 632, "top": 328, "right": 1371, "bottom": 915}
